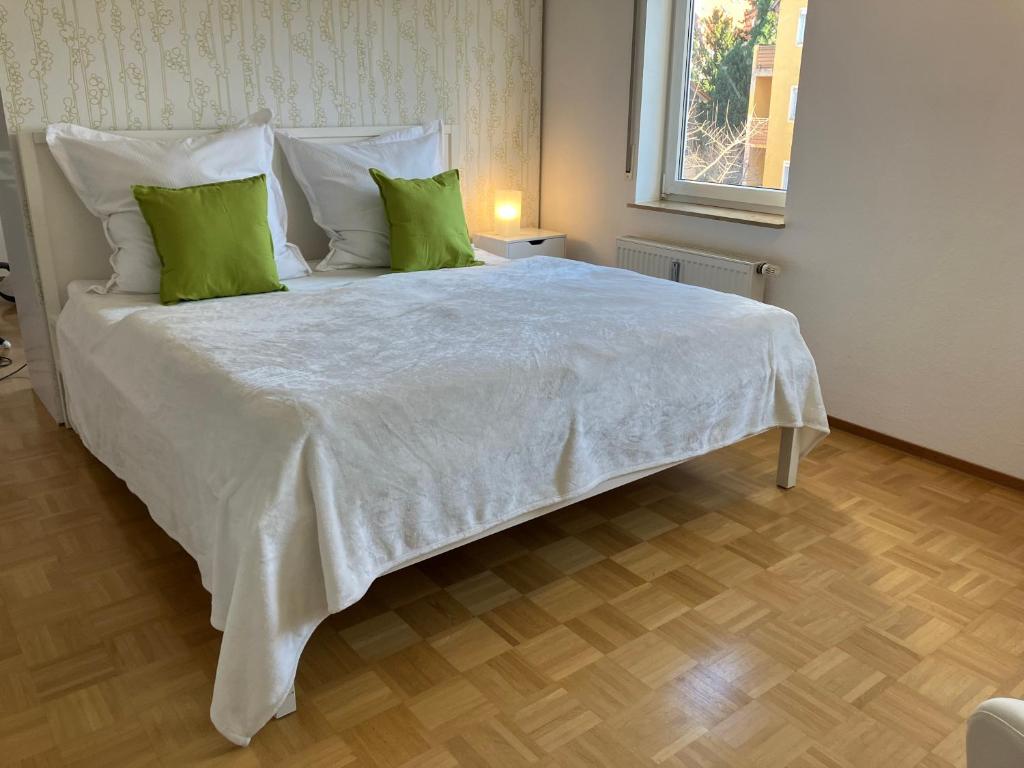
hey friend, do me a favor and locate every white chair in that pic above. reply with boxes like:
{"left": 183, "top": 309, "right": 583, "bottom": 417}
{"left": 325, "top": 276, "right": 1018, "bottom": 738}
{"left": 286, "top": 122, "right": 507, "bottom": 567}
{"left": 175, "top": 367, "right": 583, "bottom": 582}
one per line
{"left": 968, "top": 698, "right": 1024, "bottom": 768}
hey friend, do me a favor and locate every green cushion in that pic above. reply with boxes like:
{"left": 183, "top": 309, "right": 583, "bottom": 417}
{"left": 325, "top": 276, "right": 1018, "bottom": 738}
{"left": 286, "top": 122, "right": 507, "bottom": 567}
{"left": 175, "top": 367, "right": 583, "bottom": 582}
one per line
{"left": 368, "top": 168, "right": 480, "bottom": 272}
{"left": 132, "top": 174, "right": 285, "bottom": 305}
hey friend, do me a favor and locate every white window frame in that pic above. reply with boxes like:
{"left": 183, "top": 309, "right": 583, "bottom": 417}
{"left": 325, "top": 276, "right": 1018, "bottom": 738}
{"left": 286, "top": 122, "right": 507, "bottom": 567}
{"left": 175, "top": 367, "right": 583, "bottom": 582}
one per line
{"left": 796, "top": 8, "right": 807, "bottom": 46}
{"left": 788, "top": 86, "right": 799, "bottom": 121}
{"left": 662, "top": 0, "right": 786, "bottom": 211}
{"left": 781, "top": 160, "right": 791, "bottom": 190}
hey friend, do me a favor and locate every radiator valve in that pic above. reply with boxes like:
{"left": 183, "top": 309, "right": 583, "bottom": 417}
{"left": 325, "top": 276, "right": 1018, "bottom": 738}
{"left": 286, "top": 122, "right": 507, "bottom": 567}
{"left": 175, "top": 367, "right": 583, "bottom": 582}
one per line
{"left": 756, "top": 262, "right": 781, "bottom": 277}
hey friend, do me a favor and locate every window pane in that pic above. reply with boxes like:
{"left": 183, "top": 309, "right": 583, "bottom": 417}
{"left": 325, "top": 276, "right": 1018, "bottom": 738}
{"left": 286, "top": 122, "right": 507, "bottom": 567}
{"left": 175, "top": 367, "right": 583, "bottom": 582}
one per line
{"left": 679, "top": 0, "right": 808, "bottom": 192}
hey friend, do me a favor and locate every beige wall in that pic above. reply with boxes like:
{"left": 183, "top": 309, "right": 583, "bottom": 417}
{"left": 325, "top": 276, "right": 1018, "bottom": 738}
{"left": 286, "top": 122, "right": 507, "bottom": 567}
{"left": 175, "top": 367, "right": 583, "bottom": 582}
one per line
{"left": 541, "top": 0, "right": 1024, "bottom": 478}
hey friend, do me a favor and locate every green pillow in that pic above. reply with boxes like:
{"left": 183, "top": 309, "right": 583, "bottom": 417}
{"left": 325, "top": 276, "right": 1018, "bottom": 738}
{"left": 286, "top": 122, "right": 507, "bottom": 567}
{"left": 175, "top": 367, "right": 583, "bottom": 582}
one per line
{"left": 132, "top": 174, "right": 286, "bottom": 305}
{"left": 368, "top": 167, "right": 480, "bottom": 272}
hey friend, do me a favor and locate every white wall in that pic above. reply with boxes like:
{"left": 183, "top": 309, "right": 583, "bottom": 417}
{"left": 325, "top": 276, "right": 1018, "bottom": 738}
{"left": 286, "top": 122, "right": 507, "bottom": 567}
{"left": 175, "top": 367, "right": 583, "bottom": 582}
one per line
{"left": 541, "top": 0, "right": 1024, "bottom": 479}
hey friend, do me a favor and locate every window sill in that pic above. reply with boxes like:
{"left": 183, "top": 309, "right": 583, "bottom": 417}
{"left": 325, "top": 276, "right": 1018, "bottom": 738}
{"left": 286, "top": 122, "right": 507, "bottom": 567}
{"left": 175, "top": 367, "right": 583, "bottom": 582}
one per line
{"left": 628, "top": 199, "right": 785, "bottom": 229}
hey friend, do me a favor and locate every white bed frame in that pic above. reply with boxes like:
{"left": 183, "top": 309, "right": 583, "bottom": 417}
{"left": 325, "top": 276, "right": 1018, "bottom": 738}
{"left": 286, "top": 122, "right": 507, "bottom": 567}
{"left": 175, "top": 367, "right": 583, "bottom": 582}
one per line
{"left": 16, "top": 122, "right": 800, "bottom": 722}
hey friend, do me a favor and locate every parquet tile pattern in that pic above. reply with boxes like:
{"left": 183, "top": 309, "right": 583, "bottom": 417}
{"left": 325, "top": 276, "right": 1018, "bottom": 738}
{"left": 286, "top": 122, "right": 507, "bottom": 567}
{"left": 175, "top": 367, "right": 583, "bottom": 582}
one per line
{"left": 3, "top": 356, "right": 1024, "bottom": 765}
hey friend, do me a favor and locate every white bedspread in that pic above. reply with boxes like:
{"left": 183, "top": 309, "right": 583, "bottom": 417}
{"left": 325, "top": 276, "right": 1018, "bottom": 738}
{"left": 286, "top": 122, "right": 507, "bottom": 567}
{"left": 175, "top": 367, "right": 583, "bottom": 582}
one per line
{"left": 56, "top": 256, "right": 828, "bottom": 745}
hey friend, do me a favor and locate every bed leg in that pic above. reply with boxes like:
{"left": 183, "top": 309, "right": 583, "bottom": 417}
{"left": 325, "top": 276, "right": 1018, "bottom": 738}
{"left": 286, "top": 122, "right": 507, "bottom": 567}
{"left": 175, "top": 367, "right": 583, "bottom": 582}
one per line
{"left": 274, "top": 686, "right": 296, "bottom": 719}
{"left": 776, "top": 427, "right": 799, "bottom": 489}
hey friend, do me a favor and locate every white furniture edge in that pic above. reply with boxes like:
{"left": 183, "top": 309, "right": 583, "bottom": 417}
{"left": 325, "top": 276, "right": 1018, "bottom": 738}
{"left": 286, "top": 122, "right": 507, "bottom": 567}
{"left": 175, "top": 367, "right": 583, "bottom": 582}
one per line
{"left": 17, "top": 123, "right": 455, "bottom": 420}
{"left": 968, "top": 698, "right": 1024, "bottom": 768}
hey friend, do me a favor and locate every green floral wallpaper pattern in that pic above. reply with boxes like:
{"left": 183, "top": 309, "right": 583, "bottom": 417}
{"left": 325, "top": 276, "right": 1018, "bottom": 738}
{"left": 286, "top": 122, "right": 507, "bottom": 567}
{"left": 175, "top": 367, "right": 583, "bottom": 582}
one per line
{"left": 0, "top": 0, "right": 542, "bottom": 231}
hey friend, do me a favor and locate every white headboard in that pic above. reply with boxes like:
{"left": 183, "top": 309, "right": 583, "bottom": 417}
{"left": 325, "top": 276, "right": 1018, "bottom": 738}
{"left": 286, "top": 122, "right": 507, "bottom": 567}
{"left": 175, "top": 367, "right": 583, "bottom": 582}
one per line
{"left": 17, "top": 123, "right": 455, "bottom": 337}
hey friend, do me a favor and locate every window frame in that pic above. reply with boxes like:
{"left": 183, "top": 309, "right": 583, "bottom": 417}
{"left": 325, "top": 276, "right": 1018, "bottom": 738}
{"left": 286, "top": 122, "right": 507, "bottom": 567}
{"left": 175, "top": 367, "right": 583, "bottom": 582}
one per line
{"left": 788, "top": 85, "right": 799, "bottom": 121}
{"left": 661, "top": 0, "right": 787, "bottom": 212}
{"left": 796, "top": 8, "right": 807, "bottom": 46}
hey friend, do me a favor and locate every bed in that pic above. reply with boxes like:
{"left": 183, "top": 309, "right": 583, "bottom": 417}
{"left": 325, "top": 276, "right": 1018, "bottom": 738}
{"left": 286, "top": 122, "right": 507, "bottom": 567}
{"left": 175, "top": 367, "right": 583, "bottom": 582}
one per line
{"left": 19, "top": 124, "right": 829, "bottom": 746}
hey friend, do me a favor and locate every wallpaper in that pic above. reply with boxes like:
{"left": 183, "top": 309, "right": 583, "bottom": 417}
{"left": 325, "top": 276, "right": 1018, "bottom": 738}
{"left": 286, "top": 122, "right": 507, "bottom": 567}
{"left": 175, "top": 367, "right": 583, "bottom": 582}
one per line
{"left": 0, "top": 0, "right": 542, "bottom": 231}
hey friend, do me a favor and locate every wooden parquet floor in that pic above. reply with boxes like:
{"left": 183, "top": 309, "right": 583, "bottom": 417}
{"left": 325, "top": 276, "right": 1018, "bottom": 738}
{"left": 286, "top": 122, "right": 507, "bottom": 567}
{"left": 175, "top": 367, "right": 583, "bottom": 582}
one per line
{"left": 2, "top": 379, "right": 1024, "bottom": 767}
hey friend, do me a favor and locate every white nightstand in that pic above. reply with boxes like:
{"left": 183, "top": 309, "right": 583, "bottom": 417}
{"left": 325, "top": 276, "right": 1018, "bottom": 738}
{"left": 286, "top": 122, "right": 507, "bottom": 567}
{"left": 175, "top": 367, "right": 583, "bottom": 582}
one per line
{"left": 473, "top": 229, "right": 566, "bottom": 260}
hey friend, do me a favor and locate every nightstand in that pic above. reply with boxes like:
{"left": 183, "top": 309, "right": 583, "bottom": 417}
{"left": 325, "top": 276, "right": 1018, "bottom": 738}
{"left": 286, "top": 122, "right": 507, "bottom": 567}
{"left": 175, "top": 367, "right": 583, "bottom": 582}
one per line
{"left": 473, "top": 229, "right": 566, "bottom": 260}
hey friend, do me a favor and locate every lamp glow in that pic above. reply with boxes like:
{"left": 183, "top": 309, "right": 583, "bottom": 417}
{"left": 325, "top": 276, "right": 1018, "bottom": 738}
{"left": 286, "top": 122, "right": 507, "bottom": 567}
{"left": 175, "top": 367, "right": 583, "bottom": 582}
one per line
{"left": 494, "top": 189, "right": 522, "bottom": 236}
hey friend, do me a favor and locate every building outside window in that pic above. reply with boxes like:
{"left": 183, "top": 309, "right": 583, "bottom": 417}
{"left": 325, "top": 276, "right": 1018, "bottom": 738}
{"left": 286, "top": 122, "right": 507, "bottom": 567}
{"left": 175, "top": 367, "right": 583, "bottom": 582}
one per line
{"left": 663, "top": 0, "right": 809, "bottom": 206}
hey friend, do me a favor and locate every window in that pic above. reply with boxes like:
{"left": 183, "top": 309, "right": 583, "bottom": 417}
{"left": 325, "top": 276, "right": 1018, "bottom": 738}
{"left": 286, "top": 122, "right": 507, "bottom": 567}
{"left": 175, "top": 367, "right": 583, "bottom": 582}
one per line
{"left": 660, "top": 0, "right": 810, "bottom": 211}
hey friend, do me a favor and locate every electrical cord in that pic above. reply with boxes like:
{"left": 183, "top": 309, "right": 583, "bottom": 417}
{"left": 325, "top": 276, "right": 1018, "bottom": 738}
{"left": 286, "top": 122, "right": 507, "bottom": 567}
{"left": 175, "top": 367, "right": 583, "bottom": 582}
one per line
{"left": 1, "top": 338, "right": 26, "bottom": 381}
{"left": 0, "top": 361, "right": 26, "bottom": 382}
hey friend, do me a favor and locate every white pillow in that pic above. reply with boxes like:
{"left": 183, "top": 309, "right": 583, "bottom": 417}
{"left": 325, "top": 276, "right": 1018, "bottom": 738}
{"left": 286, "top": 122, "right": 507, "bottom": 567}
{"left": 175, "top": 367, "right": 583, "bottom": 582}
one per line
{"left": 277, "top": 121, "right": 445, "bottom": 270}
{"left": 46, "top": 109, "right": 310, "bottom": 294}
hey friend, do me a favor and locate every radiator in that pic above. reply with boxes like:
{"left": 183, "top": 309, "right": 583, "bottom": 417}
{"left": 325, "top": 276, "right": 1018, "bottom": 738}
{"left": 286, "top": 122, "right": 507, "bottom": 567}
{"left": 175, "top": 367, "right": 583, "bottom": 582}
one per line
{"left": 615, "top": 236, "right": 779, "bottom": 301}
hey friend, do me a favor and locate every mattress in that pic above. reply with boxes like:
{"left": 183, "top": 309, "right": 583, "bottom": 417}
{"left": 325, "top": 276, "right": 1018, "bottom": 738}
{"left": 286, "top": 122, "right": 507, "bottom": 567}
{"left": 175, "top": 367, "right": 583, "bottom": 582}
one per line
{"left": 66, "top": 245, "right": 509, "bottom": 310}
{"left": 56, "top": 255, "right": 829, "bottom": 746}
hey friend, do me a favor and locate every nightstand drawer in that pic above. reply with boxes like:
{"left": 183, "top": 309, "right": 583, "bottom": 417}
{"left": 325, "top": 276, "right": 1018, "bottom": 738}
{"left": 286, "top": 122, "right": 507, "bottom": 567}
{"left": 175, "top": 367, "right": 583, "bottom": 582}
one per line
{"left": 473, "top": 229, "right": 567, "bottom": 261}
{"left": 506, "top": 237, "right": 565, "bottom": 260}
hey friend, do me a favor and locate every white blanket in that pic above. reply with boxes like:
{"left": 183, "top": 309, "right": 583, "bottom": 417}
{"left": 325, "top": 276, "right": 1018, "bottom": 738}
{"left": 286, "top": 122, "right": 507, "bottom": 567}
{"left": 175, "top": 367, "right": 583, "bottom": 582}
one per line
{"left": 57, "top": 256, "right": 828, "bottom": 745}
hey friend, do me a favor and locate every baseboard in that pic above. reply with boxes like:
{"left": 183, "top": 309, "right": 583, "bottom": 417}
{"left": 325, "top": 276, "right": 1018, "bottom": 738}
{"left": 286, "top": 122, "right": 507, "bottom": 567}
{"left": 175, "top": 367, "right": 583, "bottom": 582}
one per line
{"left": 827, "top": 416, "right": 1024, "bottom": 493}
